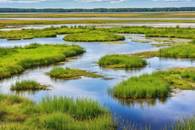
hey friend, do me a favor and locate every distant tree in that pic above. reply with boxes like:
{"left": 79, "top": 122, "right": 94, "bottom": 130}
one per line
{"left": 0, "top": 7, "right": 195, "bottom": 13}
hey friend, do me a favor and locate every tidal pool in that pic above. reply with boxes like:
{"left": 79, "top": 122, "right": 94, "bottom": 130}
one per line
{"left": 0, "top": 34, "right": 195, "bottom": 130}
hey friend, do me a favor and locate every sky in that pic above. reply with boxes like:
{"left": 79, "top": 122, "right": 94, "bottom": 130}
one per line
{"left": 0, "top": 0, "right": 195, "bottom": 8}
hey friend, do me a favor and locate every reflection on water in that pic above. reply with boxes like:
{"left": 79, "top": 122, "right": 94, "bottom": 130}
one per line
{"left": 114, "top": 97, "right": 168, "bottom": 107}
{"left": 0, "top": 34, "right": 195, "bottom": 130}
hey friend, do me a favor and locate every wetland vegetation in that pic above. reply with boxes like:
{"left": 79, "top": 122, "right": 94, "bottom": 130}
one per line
{"left": 0, "top": 44, "right": 85, "bottom": 79}
{"left": 1, "top": 12, "right": 195, "bottom": 18}
{"left": 0, "top": 94, "right": 114, "bottom": 130}
{"left": 10, "top": 80, "right": 48, "bottom": 91}
{"left": 109, "top": 26, "right": 195, "bottom": 39}
{"left": 2, "top": 19, "right": 195, "bottom": 28}
{"left": 172, "top": 117, "right": 195, "bottom": 130}
{"left": 2, "top": 26, "right": 195, "bottom": 41}
{"left": 1, "top": 17, "right": 195, "bottom": 130}
{"left": 64, "top": 31, "right": 125, "bottom": 42}
{"left": 112, "top": 67, "right": 195, "bottom": 99}
{"left": 48, "top": 67, "right": 103, "bottom": 80}
{"left": 133, "top": 42, "right": 195, "bottom": 59}
{"left": 0, "top": 26, "right": 92, "bottom": 40}
{"left": 98, "top": 54, "right": 147, "bottom": 69}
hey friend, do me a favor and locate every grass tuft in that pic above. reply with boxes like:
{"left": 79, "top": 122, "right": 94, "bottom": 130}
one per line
{"left": 48, "top": 67, "right": 102, "bottom": 80}
{"left": 112, "top": 73, "right": 170, "bottom": 99}
{"left": 64, "top": 31, "right": 125, "bottom": 42}
{"left": 112, "top": 67, "right": 195, "bottom": 99}
{"left": 172, "top": 118, "right": 195, "bottom": 130}
{"left": 98, "top": 54, "right": 147, "bottom": 69}
{"left": 0, "top": 94, "right": 114, "bottom": 130}
{"left": 0, "top": 44, "right": 85, "bottom": 80}
{"left": 11, "top": 80, "right": 48, "bottom": 91}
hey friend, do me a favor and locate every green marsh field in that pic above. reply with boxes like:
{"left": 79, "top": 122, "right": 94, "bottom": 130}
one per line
{"left": 1, "top": 12, "right": 195, "bottom": 130}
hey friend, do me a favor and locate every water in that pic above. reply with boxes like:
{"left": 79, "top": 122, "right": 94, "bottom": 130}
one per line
{"left": 2, "top": 22, "right": 195, "bottom": 31}
{"left": 0, "top": 34, "right": 195, "bottom": 130}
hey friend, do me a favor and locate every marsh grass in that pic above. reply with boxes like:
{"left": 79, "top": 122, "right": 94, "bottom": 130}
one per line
{"left": 159, "top": 43, "right": 195, "bottom": 58}
{"left": 0, "top": 44, "right": 85, "bottom": 79}
{"left": 132, "top": 51, "right": 158, "bottom": 58}
{"left": 0, "top": 94, "right": 33, "bottom": 123}
{"left": 109, "top": 26, "right": 195, "bottom": 39}
{"left": 171, "top": 118, "right": 195, "bottom": 130}
{"left": 48, "top": 67, "right": 102, "bottom": 80}
{"left": 64, "top": 31, "right": 125, "bottom": 42}
{"left": 98, "top": 54, "right": 147, "bottom": 69}
{"left": 132, "top": 42, "right": 195, "bottom": 59}
{"left": 2, "top": 12, "right": 195, "bottom": 18}
{"left": 112, "top": 68, "right": 195, "bottom": 99}
{"left": 0, "top": 47, "right": 17, "bottom": 57}
{"left": 11, "top": 80, "right": 48, "bottom": 91}
{"left": 0, "top": 94, "right": 114, "bottom": 130}
{"left": 2, "top": 26, "right": 195, "bottom": 41}
{"left": 112, "top": 73, "right": 170, "bottom": 99}
{"left": 0, "top": 124, "right": 42, "bottom": 130}
{"left": 0, "top": 26, "right": 91, "bottom": 40}
{"left": 38, "top": 97, "right": 107, "bottom": 120}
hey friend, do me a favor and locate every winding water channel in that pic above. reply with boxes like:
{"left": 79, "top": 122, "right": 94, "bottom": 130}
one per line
{"left": 0, "top": 34, "right": 195, "bottom": 130}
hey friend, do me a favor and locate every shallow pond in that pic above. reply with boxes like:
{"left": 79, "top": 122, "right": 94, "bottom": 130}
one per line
{"left": 0, "top": 34, "right": 195, "bottom": 130}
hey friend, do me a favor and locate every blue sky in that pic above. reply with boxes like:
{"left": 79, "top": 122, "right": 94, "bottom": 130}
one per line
{"left": 0, "top": 0, "right": 195, "bottom": 8}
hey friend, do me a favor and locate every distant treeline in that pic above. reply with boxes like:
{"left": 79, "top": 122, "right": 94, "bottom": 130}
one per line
{"left": 1, "top": 7, "right": 195, "bottom": 13}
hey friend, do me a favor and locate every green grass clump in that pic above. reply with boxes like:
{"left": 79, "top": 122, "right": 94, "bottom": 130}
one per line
{"left": 98, "top": 54, "right": 147, "bottom": 69}
{"left": 0, "top": 94, "right": 114, "bottom": 130}
{"left": 64, "top": 31, "right": 125, "bottom": 42}
{"left": 162, "top": 68, "right": 195, "bottom": 90}
{"left": 159, "top": 43, "right": 195, "bottom": 58}
{"left": 109, "top": 26, "right": 195, "bottom": 39}
{"left": 48, "top": 67, "right": 102, "bottom": 80}
{"left": 0, "top": 47, "right": 17, "bottom": 57}
{"left": 0, "top": 44, "right": 85, "bottom": 80}
{"left": 112, "top": 73, "right": 170, "bottom": 99}
{"left": 11, "top": 80, "right": 48, "bottom": 91}
{"left": 112, "top": 67, "right": 195, "bottom": 99}
{"left": 132, "top": 42, "right": 195, "bottom": 59}
{"left": 31, "top": 112, "right": 113, "bottom": 130}
{"left": 0, "top": 26, "right": 91, "bottom": 40}
{"left": 172, "top": 118, "right": 195, "bottom": 130}
{"left": 38, "top": 97, "right": 107, "bottom": 120}
{"left": 0, "top": 124, "right": 42, "bottom": 130}
{"left": 0, "top": 94, "right": 33, "bottom": 123}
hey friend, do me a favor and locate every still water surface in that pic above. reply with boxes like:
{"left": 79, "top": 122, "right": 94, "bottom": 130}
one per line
{"left": 0, "top": 35, "right": 195, "bottom": 130}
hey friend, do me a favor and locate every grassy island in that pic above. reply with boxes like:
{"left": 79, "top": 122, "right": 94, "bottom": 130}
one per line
{"left": 0, "top": 94, "right": 114, "bottom": 130}
{"left": 159, "top": 43, "right": 195, "bottom": 58}
{"left": 109, "top": 26, "right": 195, "bottom": 39}
{"left": 11, "top": 80, "right": 48, "bottom": 91}
{"left": 0, "top": 26, "right": 91, "bottom": 40}
{"left": 112, "top": 68, "right": 195, "bottom": 99}
{"left": 132, "top": 43, "right": 195, "bottom": 59}
{"left": 0, "top": 44, "right": 85, "bottom": 80}
{"left": 48, "top": 67, "right": 103, "bottom": 80}
{"left": 98, "top": 54, "right": 147, "bottom": 69}
{"left": 64, "top": 31, "right": 125, "bottom": 42}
